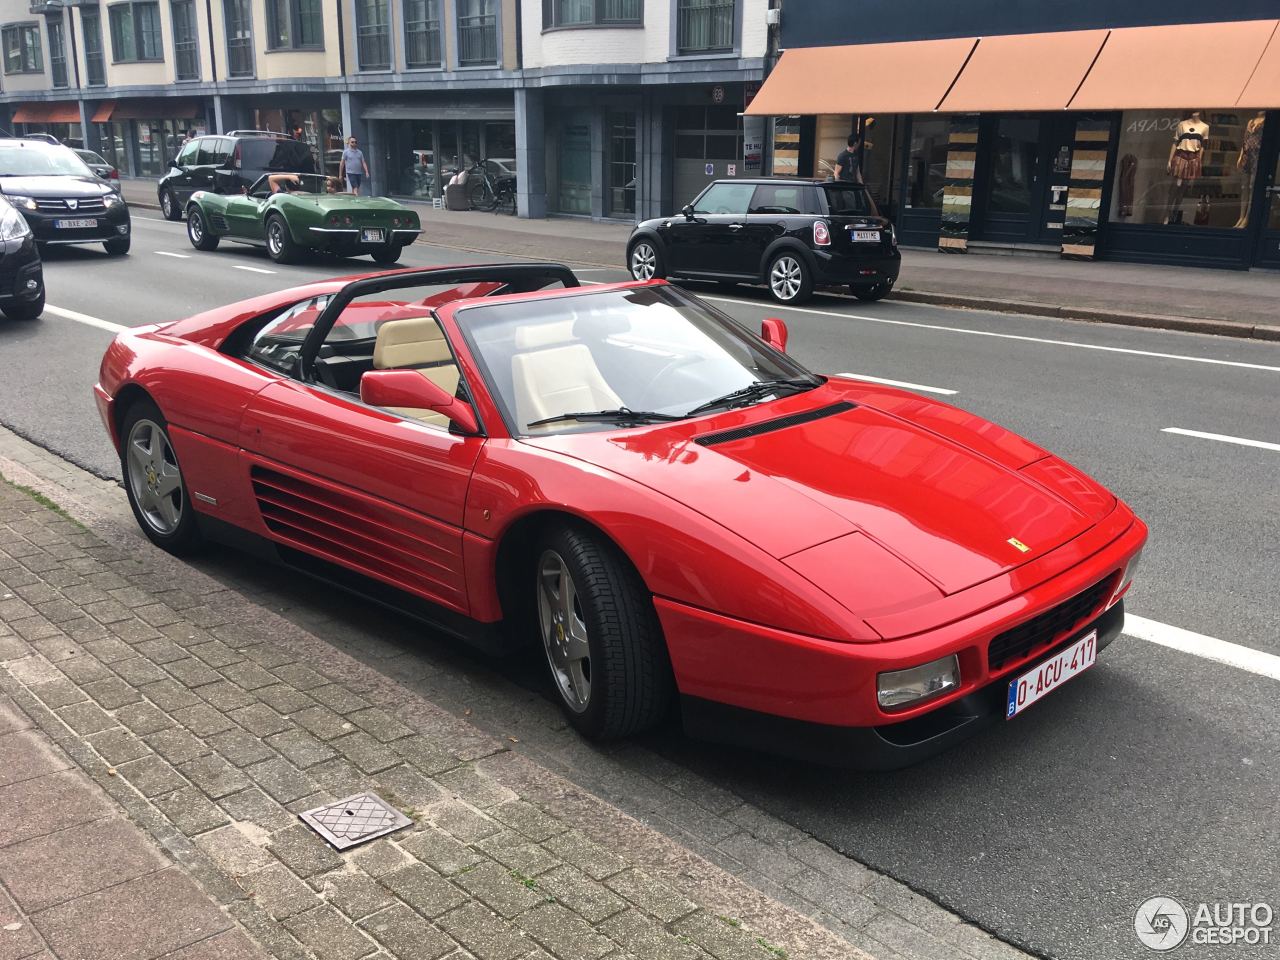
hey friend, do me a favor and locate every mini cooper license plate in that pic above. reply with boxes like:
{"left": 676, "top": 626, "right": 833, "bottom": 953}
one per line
{"left": 851, "top": 229, "right": 880, "bottom": 242}
{"left": 55, "top": 218, "right": 98, "bottom": 229}
{"left": 361, "top": 228, "right": 384, "bottom": 243}
{"left": 1005, "top": 630, "right": 1097, "bottom": 719}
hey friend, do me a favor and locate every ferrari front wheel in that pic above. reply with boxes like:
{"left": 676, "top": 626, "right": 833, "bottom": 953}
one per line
{"left": 187, "top": 207, "right": 219, "bottom": 251}
{"left": 534, "top": 525, "right": 673, "bottom": 739}
{"left": 120, "top": 400, "right": 202, "bottom": 554}
{"left": 265, "top": 214, "right": 299, "bottom": 264}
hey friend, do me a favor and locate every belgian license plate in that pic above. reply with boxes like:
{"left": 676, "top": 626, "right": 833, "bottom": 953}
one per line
{"left": 1005, "top": 630, "right": 1097, "bottom": 719}
{"left": 55, "top": 218, "right": 98, "bottom": 229}
{"left": 851, "top": 229, "right": 880, "bottom": 242}
{"left": 361, "top": 228, "right": 384, "bottom": 243}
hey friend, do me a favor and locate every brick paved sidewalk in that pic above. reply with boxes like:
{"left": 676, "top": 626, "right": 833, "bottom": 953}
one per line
{"left": 0, "top": 427, "right": 1031, "bottom": 960}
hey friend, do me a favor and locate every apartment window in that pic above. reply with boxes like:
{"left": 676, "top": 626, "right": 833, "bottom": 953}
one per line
{"left": 82, "top": 10, "right": 106, "bottom": 84}
{"left": 48, "top": 19, "right": 67, "bottom": 87}
{"left": 456, "top": 0, "right": 496, "bottom": 66}
{"left": 404, "top": 0, "right": 440, "bottom": 68}
{"left": 109, "top": 2, "right": 163, "bottom": 62}
{"left": 223, "top": 0, "right": 253, "bottom": 77}
{"left": 355, "top": 0, "right": 391, "bottom": 70}
{"left": 2, "top": 24, "right": 43, "bottom": 74}
{"left": 171, "top": 0, "right": 199, "bottom": 80}
{"left": 675, "top": 0, "right": 734, "bottom": 54}
{"left": 544, "top": 0, "right": 641, "bottom": 28}
{"left": 266, "top": 0, "right": 323, "bottom": 50}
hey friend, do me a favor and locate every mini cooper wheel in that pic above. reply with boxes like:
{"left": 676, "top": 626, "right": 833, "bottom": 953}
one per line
{"left": 628, "top": 239, "right": 665, "bottom": 281}
{"left": 265, "top": 214, "right": 300, "bottom": 264}
{"left": 534, "top": 524, "right": 673, "bottom": 739}
{"left": 852, "top": 281, "right": 891, "bottom": 302}
{"left": 120, "top": 400, "right": 202, "bottom": 554}
{"left": 160, "top": 188, "right": 181, "bottom": 221}
{"left": 187, "top": 207, "right": 220, "bottom": 251}
{"left": 371, "top": 245, "right": 403, "bottom": 265}
{"left": 767, "top": 251, "right": 812, "bottom": 304}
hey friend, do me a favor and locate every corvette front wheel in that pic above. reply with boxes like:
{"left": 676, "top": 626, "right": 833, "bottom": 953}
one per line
{"left": 534, "top": 525, "right": 673, "bottom": 739}
{"left": 187, "top": 207, "right": 219, "bottom": 251}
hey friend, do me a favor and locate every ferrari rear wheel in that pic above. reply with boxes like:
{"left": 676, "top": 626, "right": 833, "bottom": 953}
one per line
{"left": 265, "top": 214, "right": 299, "bottom": 264}
{"left": 371, "top": 245, "right": 402, "bottom": 265}
{"left": 120, "top": 400, "right": 202, "bottom": 554}
{"left": 535, "top": 524, "right": 672, "bottom": 739}
{"left": 187, "top": 207, "right": 220, "bottom": 251}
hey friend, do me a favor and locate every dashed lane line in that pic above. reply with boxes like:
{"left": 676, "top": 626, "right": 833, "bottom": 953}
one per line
{"left": 836, "top": 372, "right": 957, "bottom": 396}
{"left": 1125, "top": 614, "right": 1280, "bottom": 681}
{"left": 44, "top": 304, "right": 126, "bottom": 334}
{"left": 232, "top": 265, "right": 276, "bottom": 275}
{"left": 154, "top": 251, "right": 190, "bottom": 259}
{"left": 1161, "top": 427, "right": 1280, "bottom": 452}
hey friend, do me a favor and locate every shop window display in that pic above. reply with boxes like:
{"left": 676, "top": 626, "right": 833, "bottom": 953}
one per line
{"left": 1110, "top": 109, "right": 1254, "bottom": 229}
{"left": 905, "top": 116, "right": 948, "bottom": 210}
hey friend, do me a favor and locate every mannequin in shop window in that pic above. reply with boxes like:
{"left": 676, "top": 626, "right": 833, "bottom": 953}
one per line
{"left": 1165, "top": 111, "right": 1209, "bottom": 224}
{"left": 1234, "top": 111, "right": 1265, "bottom": 228}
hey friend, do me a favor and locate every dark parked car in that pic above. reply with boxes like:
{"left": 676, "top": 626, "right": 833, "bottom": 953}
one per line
{"left": 0, "top": 195, "right": 44, "bottom": 321}
{"left": 627, "top": 178, "right": 901, "bottom": 305}
{"left": 0, "top": 140, "right": 131, "bottom": 255}
{"left": 75, "top": 148, "right": 119, "bottom": 184}
{"left": 157, "top": 131, "right": 317, "bottom": 220}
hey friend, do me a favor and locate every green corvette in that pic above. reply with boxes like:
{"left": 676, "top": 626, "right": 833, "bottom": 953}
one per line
{"left": 184, "top": 173, "right": 421, "bottom": 265}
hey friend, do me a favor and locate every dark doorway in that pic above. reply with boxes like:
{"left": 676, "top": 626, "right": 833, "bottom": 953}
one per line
{"left": 972, "top": 113, "right": 1076, "bottom": 245}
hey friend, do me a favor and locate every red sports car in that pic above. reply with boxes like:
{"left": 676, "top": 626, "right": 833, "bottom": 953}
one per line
{"left": 95, "top": 264, "right": 1147, "bottom": 767}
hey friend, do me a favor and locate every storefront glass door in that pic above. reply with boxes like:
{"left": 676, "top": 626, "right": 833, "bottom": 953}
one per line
{"left": 1251, "top": 115, "right": 1280, "bottom": 267}
{"left": 973, "top": 114, "right": 1074, "bottom": 244}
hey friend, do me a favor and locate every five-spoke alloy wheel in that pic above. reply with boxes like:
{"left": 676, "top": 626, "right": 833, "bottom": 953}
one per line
{"left": 120, "top": 400, "right": 201, "bottom": 553}
{"left": 537, "top": 549, "right": 592, "bottom": 713}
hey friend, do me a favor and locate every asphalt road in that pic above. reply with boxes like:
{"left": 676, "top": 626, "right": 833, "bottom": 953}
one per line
{"left": 2, "top": 211, "right": 1278, "bottom": 960}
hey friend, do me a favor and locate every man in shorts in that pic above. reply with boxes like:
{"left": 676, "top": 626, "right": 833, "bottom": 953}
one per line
{"left": 340, "top": 137, "right": 369, "bottom": 195}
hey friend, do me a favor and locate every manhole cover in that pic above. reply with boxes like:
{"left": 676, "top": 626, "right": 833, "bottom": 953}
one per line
{"left": 299, "top": 793, "right": 412, "bottom": 850}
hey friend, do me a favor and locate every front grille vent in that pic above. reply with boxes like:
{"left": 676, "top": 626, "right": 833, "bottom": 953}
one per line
{"left": 35, "top": 197, "right": 106, "bottom": 212}
{"left": 695, "top": 401, "right": 855, "bottom": 447}
{"left": 988, "top": 577, "right": 1113, "bottom": 671}
{"left": 209, "top": 214, "right": 228, "bottom": 231}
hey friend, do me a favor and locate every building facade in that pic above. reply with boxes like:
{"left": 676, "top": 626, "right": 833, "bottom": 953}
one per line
{"left": 0, "top": 0, "right": 771, "bottom": 220}
{"left": 748, "top": 0, "right": 1280, "bottom": 270}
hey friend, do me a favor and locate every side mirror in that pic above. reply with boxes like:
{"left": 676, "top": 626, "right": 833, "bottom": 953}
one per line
{"left": 360, "top": 369, "right": 479, "bottom": 435}
{"left": 761, "top": 317, "right": 788, "bottom": 353}
{"left": 681, "top": 203, "right": 694, "bottom": 219}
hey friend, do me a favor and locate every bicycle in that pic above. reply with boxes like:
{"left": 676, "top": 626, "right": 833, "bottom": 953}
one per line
{"left": 466, "top": 160, "right": 518, "bottom": 215}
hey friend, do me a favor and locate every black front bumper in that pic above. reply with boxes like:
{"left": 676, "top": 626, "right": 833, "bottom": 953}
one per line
{"left": 25, "top": 205, "right": 131, "bottom": 246}
{"left": 681, "top": 600, "right": 1126, "bottom": 770}
{"left": 0, "top": 235, "right": 43, "bottom": 303}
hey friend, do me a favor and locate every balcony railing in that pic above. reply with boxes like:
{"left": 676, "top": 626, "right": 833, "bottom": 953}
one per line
{"left": 226, "top": 35, "right": 253, "bottom": 77}
{"left": 50, "top": 52, "right": 67, "bottom": 87}
{"left": 457, "top": 14, "right": 496, "bottom": 66}
{"left": 357, "top": 24, "right": 391, "bottom": 69}
{"left": 85, "top": 48, "right": 105, "bottom": 85}
{"left": 405, "top": 21, "right": 440, "bottom": 67}
{"left": 676, "top": 0, "right": 733, "bottom": 54}
{"left": 174, "top": 38, "right": 198, "bottom": 80}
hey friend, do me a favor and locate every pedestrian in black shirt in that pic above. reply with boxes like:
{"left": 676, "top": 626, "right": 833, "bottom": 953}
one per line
{"left": 835, "top": 135, "right": 860, "bottom": 182}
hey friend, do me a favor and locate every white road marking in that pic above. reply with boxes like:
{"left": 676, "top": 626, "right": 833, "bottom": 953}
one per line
{"left": 701, "top": 296, "right": 1280, "bottom": 374}
{"left": 1125, "top": 614, "right": 1280, "bottom": 681}
{"left": 132, "top": 215, "right": 170, "bottom": 223}
{"left": 232, "top": 265, "right": 276, "bottom": 275}
{"left": 836, "top": 372, "right": 957, "bottom": 396}
{"left": 154, "top": 251, "right": 190, "bottom": 259}
{"left": 1161, "top": 427, "right": 1280, "bottom": 452}
{"left": 44, "top": 304, "right": 126, "bottom": 334}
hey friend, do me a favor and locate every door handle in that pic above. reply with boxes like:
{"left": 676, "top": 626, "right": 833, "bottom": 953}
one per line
{"left": 728, "top": 223, "right": 744, "bottom": 230}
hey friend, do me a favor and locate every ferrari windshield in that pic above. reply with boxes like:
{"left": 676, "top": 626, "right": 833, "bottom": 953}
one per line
{"left": 459, "top": 286, "right": 819, "bottom": 435}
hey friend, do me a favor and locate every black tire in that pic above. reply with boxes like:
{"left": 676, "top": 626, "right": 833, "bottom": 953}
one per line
{"left": 533, "top": 523, "right": 673, "bottom": 739}
{"left": 627, "top": 238, "right": 666, "bottom": 281}
{"left": 119, "top": 399, "right": 203, "bottom": 555}
{"left": 104, "top": 235, "right": 131, "bottom": 255}
{"left": 766, "top": 250, "right": 813, "bottom": 304}
{"left": 187, "top": 206, "right": 220, "bottom": 251}
{"left": 159, "top": 188, "right": 181, "bottom": 221}
{"left": 852, "top": 281, "right": 891, "bottom": 302}
{"left": 1, "top": 290, "right": 44, "bottom": 321}
{"left": 468, "top": 178, "right": 490, "bottom": 210}
{"left": 265, "top": 214, "right": 300, "bottom": 264}
{"left": 371, "top": 245, "right": 402, "bottom": 265}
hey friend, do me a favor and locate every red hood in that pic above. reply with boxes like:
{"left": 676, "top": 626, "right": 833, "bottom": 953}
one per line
{"left": 524, "top": 381, "right": 1095, "bottom": 597}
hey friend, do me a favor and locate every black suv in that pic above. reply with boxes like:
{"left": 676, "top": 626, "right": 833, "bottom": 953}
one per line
{"left": 157, "top": 131, "right": 316, "bottom": 220}
{"left": 627, "top": 178, "right": 901, "bottom": 305}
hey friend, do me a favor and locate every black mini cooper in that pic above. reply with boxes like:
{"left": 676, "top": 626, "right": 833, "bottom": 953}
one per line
{"left": 627, "top": 178, "right": 901, "bottom": 305}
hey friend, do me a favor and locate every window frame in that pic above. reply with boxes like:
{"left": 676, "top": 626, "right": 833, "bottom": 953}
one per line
{"left": 671, "top": 0, "right": 740, "bottom": 58}
{"left": 542, "top": 0, "right": 643, "bottom": 30}
{"left": 81, "top": 9, "right": 107, "bottom": 85}
{"left": 403, "top": 0, "right": 442, "bottom": 69}
{"left": 170, "top": 0, "right": 201, "bottom": 81}
{"left": 354, "top": 0, "right": 392, "bottom": 71}
{"left": 265, "top": 0, "right": 324, "bottom": 52}
{"left": 108, "top": 1, "right": 163, "bottom": 64}
{"left": 454, "top": 0, "right": 498, "bottom": 68}
{"left": 2, "top": 22, "right": 44, "bottom": 75}
{"left": 47, "top": 17, "right": 67, "bottom": 87}
{"left": 222, "top": 0, "right": 255, "bottom": 77}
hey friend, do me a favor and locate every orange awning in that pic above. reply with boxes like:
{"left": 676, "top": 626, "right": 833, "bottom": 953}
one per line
{"left": 938, "top": 30, "right": 1108, "bottom": 112}
{"left": 744, "top": 37, "right": 977, "bottom": 116}
{"left": 91, "top": 101, "right": 115, "bottom": 123}
{"left": 1238, "top": 22, "right": 1280, "bottom": 106}
{"left": 1069, "top": 19, "right": 1278, "bottom": 109}
{"left": 10, "top": 102, "right": 82, "bottom": 124}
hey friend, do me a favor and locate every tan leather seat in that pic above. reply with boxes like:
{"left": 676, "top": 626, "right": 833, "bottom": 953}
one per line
{"left": 512, "top": 342, "right": 621, "bottom": 432}
{"left": 370, "top": 316, "right": 460, "bottom": 426}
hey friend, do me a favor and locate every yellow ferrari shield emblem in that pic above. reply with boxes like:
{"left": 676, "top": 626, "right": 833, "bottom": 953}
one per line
{"left": 1007, "top": 537, "right": 1031, "bottom": 553}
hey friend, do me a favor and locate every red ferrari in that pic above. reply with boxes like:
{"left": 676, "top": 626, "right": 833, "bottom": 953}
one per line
{"left": 95, "top": 264, "right": 1146, "bottom": 767}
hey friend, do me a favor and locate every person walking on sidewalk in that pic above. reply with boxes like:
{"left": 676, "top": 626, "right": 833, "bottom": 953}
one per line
{"left": 340, "top": 137, "right": 370, "bottom": 195}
